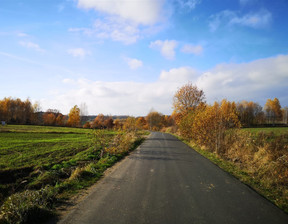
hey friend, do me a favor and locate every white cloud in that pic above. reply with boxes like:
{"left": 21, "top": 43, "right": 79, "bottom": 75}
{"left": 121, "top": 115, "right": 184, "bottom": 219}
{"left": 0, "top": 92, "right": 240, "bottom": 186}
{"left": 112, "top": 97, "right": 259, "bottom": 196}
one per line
{"left": 73, "top": 0, "right": 170, "bottom": 44}
{"left": 19, "top": 41, "right": 45, "bottom": 53}
{"left": 77, "top": 0, "right": 165, "bottom": 25}
{"left": 124, "top": 57, "right": 143, "bottom": 70}
{"left": 42, "top": 55, "right": 288, "bottom": 116}
{"left": 160, "top": 67, "right": 198, "bottom": 82}
{"left": 197, "top": 55, "right": 288, "bottom": 103}
{"left": 44, "top": 78, "right": 184, "bottom": 116}
{"left": 150, "top": 40, "right": 178, "bottom": 60}
{"left": 209, "top": 9, "right": 272, "bottom": 31}
{"left": 67, "top": 48, "right": 90, "bottom": 58}
{"left": 181, "top": 44, "right": 203, "bottom": 55}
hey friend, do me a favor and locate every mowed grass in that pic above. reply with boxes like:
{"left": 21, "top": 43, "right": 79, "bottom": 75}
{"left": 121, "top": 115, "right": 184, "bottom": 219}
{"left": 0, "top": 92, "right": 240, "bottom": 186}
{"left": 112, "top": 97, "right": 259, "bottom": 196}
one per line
{"left": 0, "top": 125, "right": 113, "bottom": 170}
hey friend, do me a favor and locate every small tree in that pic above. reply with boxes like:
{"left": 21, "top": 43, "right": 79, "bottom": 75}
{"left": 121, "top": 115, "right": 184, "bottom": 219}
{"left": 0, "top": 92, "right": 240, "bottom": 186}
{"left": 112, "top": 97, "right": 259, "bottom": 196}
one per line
{"left": 264, "top": 98, "right": 282, "bottom": 124}
{"left": 145, "top": 111, "right": 163, "bottom": 131}
{"left": 67, "top": 105, "right": 80, "bottom": 127}
{"left": 123, "top": 117, "right": 137, "bottom": 131}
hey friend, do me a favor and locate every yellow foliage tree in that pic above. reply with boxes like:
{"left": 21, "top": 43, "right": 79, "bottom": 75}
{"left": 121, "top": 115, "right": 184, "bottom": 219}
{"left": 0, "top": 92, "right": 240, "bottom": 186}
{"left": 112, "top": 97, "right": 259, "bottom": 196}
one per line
{"left": 67, "top": 105, "right": 80, "bottom": 127}
{"left": 179, "top": 100, "right": 240, "bottom": 154}
{"left": 264, "top": 98, "right": 282, "bottom": 124}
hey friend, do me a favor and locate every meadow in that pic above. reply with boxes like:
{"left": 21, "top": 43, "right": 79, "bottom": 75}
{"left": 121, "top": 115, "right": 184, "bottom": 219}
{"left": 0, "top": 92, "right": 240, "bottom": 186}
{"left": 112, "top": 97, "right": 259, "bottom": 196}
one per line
{"left": 0, "top": 125, "right": 144, "bottom": 223}
{"left": 0, "top": 125, "right": 98, "bottom": 170}
{"left": 242, "top": 127, "right": 288, "bottom": 135}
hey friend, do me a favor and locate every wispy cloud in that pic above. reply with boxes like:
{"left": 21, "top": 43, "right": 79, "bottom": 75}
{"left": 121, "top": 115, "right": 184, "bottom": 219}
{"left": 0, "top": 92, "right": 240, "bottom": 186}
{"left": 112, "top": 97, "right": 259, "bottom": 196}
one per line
{"left": 230, "top": 9, "right": 272, "bottom": 29}
{"left": 17, "top": 32, "right": 29, "bottom": 37}
{"left": 209, "top": 9, "right": 272, "bottom": 32}
{"left": 19, "top": 41, "right": 45, "bottom": 53}
{"left": 181, "top": 44, "right": 203, "bottom": 55}
{"left": 69, "top": 17, "right": 143, "bottom": 45}
{"left": 176, "top": 0, "right": 202, "bottom": 10}
{"left": 150, "top": 40, "right": 178, "bottom": 60}
{"left": 124, "top": 57, "right": 143, "bottom": 70}
{"left": 239, "top": 0, "right": 257, "bottom": 6}
{"left": 94, "top": 17, "right": 141, "bottom": 44}
{"left": 67, "top": 48, "right": 90, "bottom": 58}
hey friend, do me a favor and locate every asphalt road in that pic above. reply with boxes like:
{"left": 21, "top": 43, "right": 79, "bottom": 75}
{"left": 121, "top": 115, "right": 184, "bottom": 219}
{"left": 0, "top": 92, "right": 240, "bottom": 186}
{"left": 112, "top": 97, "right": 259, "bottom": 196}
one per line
{"left": 59, "top": 132, "right": 288, "bottom": 224}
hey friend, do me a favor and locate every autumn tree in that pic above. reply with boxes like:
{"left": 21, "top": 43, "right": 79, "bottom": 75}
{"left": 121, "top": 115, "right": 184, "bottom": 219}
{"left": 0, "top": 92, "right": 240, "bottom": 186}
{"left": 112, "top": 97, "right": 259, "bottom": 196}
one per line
{"left": 236, "top": 101, "right": 264, "bottom": 127}
{"left": 178, "top": 100, "right": 240, "bottom": 154}
{"left": 173, "top": 83, "right": 205, "bottom": 114}
{"left": 145, "top": 111, "right": 164, "bottom": 131}
{"left": 91, "top": 114, "right": 105, "bottom": 129}
{"left": 264, "top": 98, "right": 282, "bottom": 124}
{"left": 0, "top": 97, "right": 34, "bottom": 124}
{"left": 67, "top": 105, "right": 80, "bottom": 127}
{"left": 123, "top": 117, "right": 137, "bottom": 131}
{"left": 83, "top": 121, "right": 91, "bottom": 129}
{"left": 113, "top": 118, "right": 122, "bottom": 130}
{"left": 136, "top": 117, "right": 147, "bottom": 130}
{"left": 55, "top": 113, "right": 65, "bottom": 126}
{"left": 103, "top": 117, "right": 114, "bottom": 129}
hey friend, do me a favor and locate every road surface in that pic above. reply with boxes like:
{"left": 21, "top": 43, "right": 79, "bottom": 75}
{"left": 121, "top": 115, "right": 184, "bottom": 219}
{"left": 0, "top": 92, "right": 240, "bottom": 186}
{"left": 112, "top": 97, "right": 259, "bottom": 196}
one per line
{"left": 59, "top": 132, "right": 288, "bottom": 224}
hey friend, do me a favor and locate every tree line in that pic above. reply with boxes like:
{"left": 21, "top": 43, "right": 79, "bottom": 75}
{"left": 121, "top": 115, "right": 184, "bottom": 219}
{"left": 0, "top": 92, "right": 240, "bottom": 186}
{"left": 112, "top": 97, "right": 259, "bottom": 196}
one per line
{"left": 0, "top": 97, "right": 174, "bottom": 130}
{"left": 0, "top": 93, "right": 287, "bottom": 130}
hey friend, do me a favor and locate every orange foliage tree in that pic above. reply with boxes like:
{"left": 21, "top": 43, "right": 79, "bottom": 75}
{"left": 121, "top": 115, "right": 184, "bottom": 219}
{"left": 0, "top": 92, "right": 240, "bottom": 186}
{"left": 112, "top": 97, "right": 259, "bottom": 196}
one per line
{"left": 136, "top": 117, "right": 147, "bottom": 130}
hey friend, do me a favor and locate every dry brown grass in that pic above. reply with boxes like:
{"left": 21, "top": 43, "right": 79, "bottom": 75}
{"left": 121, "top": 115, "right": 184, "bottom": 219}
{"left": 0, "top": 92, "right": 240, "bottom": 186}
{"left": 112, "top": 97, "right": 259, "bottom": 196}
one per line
{"left": 217, "top": 130, "right": 288, "bottom": 210}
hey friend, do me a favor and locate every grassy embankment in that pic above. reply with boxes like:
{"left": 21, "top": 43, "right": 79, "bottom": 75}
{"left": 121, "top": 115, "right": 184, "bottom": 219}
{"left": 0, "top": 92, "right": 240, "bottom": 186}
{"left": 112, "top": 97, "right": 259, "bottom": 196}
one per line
{"left": 0, "top": 125, "right": 146, "bottom": 224}
{"left": 176, "top": 127, "right": 288, "bottom": 213}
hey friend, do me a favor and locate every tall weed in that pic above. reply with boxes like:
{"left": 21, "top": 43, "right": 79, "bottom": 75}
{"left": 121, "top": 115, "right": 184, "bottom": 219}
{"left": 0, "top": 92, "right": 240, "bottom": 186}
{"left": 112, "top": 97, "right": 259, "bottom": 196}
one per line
{"left": 0, "top": 186, "right": 56, "bottom": 224}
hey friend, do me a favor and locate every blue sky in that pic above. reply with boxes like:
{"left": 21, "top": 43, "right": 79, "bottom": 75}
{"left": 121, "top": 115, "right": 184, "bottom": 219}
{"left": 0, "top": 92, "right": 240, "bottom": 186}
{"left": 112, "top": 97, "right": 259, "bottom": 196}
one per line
{"left": 0, "top": 0, "right": 288, "bottom": 116}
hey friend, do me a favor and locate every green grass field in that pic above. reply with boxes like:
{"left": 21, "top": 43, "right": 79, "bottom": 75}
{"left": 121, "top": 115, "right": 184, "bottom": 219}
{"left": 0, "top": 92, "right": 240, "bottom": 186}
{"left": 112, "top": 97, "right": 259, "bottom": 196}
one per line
{"left": 0, "top": 125, "right": 114, "bottom": 170}
{"left": 242, "top": 127, "right": 288, "bottom": 135}
{"left": 0, "top": 125, "right": 116, "bottom": 202}
{"left": 0, "top": 125, "right": 146, "bottom": 223}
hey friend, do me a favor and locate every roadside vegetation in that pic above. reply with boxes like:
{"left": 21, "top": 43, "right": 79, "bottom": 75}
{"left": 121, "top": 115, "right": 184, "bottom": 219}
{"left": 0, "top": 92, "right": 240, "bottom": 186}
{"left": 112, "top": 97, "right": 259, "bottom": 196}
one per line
{"left": 170, "top": 82, "right": 288, "bottom": 213}
{"left": 0, "top": 125, "right": 146, "bottom": 224}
